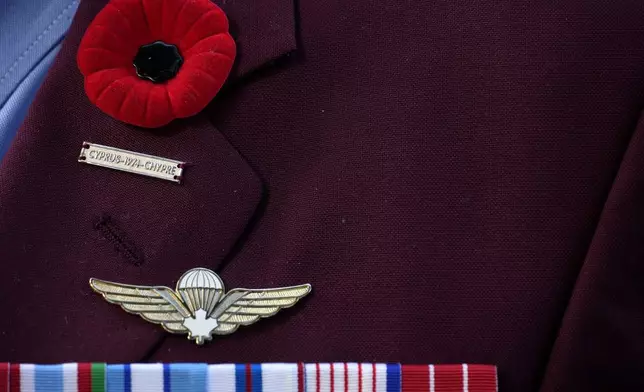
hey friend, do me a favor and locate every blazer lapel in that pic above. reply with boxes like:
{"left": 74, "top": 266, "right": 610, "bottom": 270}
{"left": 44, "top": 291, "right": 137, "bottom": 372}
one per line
{"left": 0, "top": 0, "right": 296, "bottom": 362}
{"left": 219, "top": 0, "right": 298, "bottom": 77}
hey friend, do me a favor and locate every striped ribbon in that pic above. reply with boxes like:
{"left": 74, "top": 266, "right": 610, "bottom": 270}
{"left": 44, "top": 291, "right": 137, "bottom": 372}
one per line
{"left": 0, "top": 363, "right": 497, "bottom": 392}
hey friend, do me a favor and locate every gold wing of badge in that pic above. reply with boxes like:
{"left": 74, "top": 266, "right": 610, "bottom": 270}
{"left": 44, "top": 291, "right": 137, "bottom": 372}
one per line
{"left": 89, "top": 268, "right": 311, "bottom": 345}
{"left": 209, "top": 285, "right": 313, "bottom": 336}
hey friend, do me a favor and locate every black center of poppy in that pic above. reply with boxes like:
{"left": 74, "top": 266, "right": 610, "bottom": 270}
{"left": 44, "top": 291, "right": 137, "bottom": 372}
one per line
{"left": 133, "top": 41, "right": 183, "bottom": 83}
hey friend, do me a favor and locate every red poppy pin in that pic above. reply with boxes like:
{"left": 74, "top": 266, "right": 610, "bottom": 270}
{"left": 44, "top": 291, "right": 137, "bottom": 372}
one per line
{"left": 77, "top": 0, "right": 236, "bottom": 128}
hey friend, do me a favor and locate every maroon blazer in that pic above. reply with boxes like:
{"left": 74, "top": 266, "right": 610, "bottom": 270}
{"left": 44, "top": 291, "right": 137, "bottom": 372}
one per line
{"left": 2, "top": 0, "right": 644, "bottom": 390}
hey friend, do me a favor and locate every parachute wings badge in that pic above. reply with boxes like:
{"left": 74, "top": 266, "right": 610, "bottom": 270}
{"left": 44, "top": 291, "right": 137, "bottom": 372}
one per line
{"left": 89, "top": 268, "right": 311, "bottom": 345}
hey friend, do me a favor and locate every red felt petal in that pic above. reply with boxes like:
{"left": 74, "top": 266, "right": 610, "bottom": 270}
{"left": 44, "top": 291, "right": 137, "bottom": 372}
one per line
{"left": 144, "top": 85, "right": 175, "bottom": 127}
{"left": 88, "top": 3, "right": 136, "bottom": 43}
{"left": 183, "top": 33, "right": 236, "bottom": 60}
{"left": 78, "top": 48, "right": 133, "bottom": 75}
{"left": 183, "top": 53, "right": 235, "bottom": 82}
{"left": 167, "top": 52, "right": 233, "bottom": 117}
{"left": 179, "top": 9, "right": 229, "bottom": 53}
{"left": 105, "top": 0, "right": 152, "bottom": 46}
{"left": 94, "top": 76, "right": 140, "bottom": 120}
{"left": 79, "top": 24, "right": 139, "bottom": 60}
{"left": 141, "top": 0, "right": 164, "bottom": 38}
{"left": 171, "top": 0, "right": 222, "bottom": 45}
{"left": 117, "top": 81, "right": 154, "bottom": 126}
{"left": 161, "top": 0, "right": 188, "bottom": 43}
{"left": 84, "top": 68, "right": 136, "bottom": 103}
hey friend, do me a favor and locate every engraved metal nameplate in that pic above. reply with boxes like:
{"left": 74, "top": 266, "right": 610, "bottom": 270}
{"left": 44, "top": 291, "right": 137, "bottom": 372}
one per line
{"left": 78, "top": 142, "right": 185, "bottom": 183}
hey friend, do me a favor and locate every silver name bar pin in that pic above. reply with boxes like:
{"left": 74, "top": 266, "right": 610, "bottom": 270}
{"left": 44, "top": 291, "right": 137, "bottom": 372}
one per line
{"left": 78, "top": 142, "right": 186, "bottom": 183}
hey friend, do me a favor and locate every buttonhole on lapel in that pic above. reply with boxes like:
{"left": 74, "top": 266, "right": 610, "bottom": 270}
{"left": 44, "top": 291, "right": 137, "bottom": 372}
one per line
{"left": 94, "top": 214, "right": 145, "bottom": 266}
